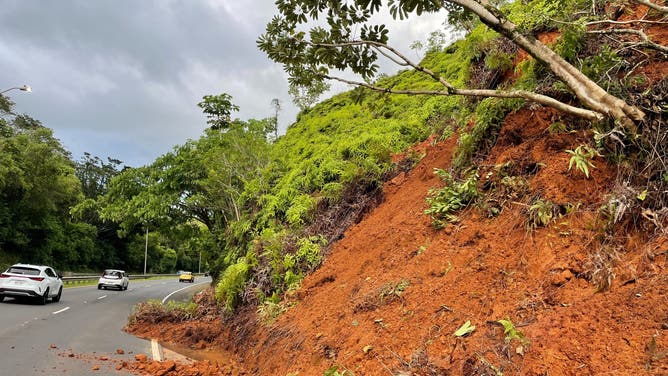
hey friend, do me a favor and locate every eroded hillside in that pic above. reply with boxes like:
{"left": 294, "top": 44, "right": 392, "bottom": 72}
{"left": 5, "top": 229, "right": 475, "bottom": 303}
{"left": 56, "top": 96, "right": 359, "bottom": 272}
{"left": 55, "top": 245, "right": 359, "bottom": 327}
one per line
{"left": 125, "top": 99, "right": 668, "bottom": 374}
{"left": 118, "top": 2, "right": 668, "bottom": 375}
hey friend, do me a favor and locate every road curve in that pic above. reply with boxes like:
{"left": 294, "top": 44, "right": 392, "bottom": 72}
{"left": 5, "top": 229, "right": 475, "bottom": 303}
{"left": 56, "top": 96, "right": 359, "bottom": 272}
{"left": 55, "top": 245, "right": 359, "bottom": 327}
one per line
{"left": 0, "top": 277, "right": 210, "bottom": 375}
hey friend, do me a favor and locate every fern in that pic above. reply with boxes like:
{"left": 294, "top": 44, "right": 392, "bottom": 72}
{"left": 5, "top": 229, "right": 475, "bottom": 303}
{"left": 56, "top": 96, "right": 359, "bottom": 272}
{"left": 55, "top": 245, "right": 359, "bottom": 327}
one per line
{"left": 215, "top": 260, "right": 250, "bottom": 311}
{"left": 425, "top": 169, "right": 479, "bottom": 228}
{"left": 566, "top": 145, "right": 601, "bottom": 178}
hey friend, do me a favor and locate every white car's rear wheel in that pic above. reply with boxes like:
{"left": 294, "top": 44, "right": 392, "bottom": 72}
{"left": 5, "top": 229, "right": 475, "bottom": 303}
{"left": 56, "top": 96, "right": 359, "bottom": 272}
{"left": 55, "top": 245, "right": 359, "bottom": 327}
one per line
{"left": 39, "top": 288, "right": 49, "bottom": 305}
{"left": 52, "top": 287, "right": 62, "bottom": 303}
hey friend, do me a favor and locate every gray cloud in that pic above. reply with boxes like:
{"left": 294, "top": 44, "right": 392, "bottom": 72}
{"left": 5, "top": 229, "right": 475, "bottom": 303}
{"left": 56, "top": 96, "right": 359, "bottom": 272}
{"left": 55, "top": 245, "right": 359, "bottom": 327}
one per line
{"left": 1, "top": 1, "right": 444, "bottom": 167}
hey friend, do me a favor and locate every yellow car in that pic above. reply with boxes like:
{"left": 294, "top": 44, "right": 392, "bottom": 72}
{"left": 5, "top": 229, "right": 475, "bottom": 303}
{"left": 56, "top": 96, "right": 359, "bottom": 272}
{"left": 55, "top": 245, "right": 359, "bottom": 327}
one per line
{"left": 178, "top": 271, "right": 194, "bottom": 283}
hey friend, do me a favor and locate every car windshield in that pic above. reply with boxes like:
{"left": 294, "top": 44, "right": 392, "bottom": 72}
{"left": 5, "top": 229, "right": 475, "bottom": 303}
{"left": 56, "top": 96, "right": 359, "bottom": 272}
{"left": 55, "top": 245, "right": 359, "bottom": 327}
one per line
{"left": 103, "top": 271, "right": 122, "bottom": 278}
{"left": 6, "top": 267, "right": 40, "bottom": 276}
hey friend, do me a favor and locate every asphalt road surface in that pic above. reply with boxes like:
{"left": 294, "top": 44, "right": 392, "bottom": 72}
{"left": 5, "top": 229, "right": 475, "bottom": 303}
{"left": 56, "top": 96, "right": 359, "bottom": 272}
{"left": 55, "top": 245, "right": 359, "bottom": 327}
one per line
{"left": 0, "top": 277, "right": 210, "bottom": 375}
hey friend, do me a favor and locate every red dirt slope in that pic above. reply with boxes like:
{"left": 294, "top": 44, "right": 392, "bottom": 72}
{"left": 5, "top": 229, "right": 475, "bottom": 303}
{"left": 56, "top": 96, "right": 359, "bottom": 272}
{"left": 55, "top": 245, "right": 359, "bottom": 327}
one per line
{"left": 127, "top": 105, "right": 668, "bottom": 375}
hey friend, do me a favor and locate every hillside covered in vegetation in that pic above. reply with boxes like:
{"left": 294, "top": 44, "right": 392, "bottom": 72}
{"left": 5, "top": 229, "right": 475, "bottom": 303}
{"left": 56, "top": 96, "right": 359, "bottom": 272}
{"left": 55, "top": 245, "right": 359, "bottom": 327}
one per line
{"left": 116, "top": 0, "right": 668, "bottom": 375}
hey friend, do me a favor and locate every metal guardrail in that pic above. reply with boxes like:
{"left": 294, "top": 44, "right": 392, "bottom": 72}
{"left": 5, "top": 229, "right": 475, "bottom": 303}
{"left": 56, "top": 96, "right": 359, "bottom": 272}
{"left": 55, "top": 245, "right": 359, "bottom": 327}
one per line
{"left": 61, "top": 273, "right": 206, "bottom": 286}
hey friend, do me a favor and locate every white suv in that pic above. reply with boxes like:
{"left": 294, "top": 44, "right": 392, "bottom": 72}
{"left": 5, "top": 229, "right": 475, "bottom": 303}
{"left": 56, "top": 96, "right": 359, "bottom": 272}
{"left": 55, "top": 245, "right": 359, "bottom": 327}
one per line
{"left": 0, "top": 264, "right": 63, "bottom": 304}
{"left": 97, "top": 269, "right": 129, "bottom": 290}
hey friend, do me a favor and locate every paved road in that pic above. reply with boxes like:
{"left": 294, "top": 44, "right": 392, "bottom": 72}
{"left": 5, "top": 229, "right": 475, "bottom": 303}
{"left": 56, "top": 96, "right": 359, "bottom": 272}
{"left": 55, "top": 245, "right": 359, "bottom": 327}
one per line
{"left": 0, "top": 277, "right": 211, "bottom": 375}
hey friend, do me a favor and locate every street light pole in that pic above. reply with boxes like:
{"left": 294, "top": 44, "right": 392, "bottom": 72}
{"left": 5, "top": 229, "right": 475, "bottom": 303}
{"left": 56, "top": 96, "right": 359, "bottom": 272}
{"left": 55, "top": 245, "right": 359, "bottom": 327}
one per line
{"left": 0, "top": 85, "right": 32, "bottom": 95}
{"left": 144, "top": 227, "right": 148, "bottom": 275}
{"left": 198, "top": 251, "right": 201, "bottom": 274}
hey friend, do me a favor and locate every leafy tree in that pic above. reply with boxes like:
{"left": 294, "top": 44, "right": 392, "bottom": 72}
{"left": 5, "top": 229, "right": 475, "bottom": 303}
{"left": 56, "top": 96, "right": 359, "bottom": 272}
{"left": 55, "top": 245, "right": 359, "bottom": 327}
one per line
{"left": 75, "top": 152, "right": 124, "bottom": 199}
{"left": 258, "top": 0, "right": 647, "bottom": 131}
{"left": 0, "top": 101, "right": 88, "bottom": 268}
{"left": 71, "top": 153, "right": 131, "bottom": 271}
{"left": 197, "top": 93, "right": 240, "bottom": 130}
{"left": 99, "top": 110, "right": 273, "bottom": 273}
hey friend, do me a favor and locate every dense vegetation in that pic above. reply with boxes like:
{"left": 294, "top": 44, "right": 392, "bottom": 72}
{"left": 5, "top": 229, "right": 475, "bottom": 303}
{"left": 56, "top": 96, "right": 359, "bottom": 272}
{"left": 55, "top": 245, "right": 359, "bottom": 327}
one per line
{"left": 1, "top": 0, "right": 665, "bottom": 322}
{"left": 0, "top": 96, "right": 130, "bottom": 271}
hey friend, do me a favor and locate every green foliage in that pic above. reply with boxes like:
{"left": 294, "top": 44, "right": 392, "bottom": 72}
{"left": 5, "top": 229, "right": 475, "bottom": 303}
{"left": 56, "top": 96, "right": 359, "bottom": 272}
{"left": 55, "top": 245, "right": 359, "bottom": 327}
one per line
{"left": 289, "top": 80, "right": 331, "bottom": 111}
{"left": 453, "top": 97, "right": 523, "bottom": 171}
{"left": 216, "top": 259, "right": 250, "bottom": 311}
{"left": 285, "top": 194, "right": 316, "bottom": 227}
{"left": 527, "top": 198, "right": 557, "bottom": 229}
{"left": 454, "top": 320, "right": 476, "bottom": 337}
{"left": 566, "top": 145, "right": 601, "bottom": 178}
{"left": 510, "top": 0, "right": 592, "bottom": 33}
{"left": 555, "top": 20, "right": 587, "bottom": 62}
{"left": 579, "top": 46, "right": 624, "bottom": 93}
{"left": 548, "top": 121, "right": 568, "bottom": 134}
{"left": 256, "top": 300, "right": 287, "bottom": 325}
{"left": 443, "top": 2, "right": 478, "bottom": 32}
{"left": 323, "top": 366, "right": 354, "bottom": 376}
{"left": 197, "top": 93, "right": 240, "bottom": 130}
{"left": 295, "top": 235, "right": 326, "bottom": 271}
{"left": 425, "top": 169, "right": 479, "bottom": 228}
{"left": 0, "top": 108, "right": 90, "bottom": 269}
{"left": 497, "top": 318, "right": 529, "bottom": 345}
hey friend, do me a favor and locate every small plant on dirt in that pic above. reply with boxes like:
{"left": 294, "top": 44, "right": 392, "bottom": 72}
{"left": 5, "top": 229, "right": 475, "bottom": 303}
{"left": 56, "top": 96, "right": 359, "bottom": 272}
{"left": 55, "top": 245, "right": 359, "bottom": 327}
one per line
{"left": 353, "top": 279, "right": 410, "bottom": 312}
{"left": 566, "top": 145, "right": 601, "bottom": 178}
{"left": 527, "top": 198, "right": 558, "bottom": 230}
{"left": 256, "top": 300, "right": 287, "bottom": 325}
{"left": 323, "top": 365, "right": 354, "bottom": 376}
{"left": 646, "top": 333, "right": 668, "bottom": 370}
{"left": 379, "top": 279, "right": 410, "bottom": 303}
{"left": 548, "top": 121, "right": 568, "bottom": 134}
{"left": 454, "top": 320, "right": 476, "bottom": 337}
{"left": 498, "top": 318, "right": 529, "bottom": 345}
{"left": 425, "top": 169, "right": 479, "bottom": 228}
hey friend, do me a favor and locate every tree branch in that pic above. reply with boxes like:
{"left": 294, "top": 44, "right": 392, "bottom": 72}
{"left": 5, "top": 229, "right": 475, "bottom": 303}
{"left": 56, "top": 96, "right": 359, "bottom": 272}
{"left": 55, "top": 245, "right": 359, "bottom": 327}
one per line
{"left": 587, "top": 28, "right": 668, "bottom": 53}
{"left": 321, "top": 73, "right": 604, "bottom": 121}
{"left": 310, "top": 37, "right": 606, "bottom": 120}
{"left": 586, "top": 19, "right": 668, "bottom": 26}
{"left": 631, "top": 0, "right": 668, "bottom": 14}
{"left": 311, "top": 39, "right": 456, "bottom": 90}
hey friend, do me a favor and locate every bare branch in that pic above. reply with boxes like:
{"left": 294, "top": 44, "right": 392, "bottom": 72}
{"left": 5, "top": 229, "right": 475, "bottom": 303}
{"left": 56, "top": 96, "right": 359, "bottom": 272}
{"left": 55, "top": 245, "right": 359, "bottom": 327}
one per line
{"left": 321, "top": 73, "right": 604, "bottom": 121}
{"left": 587, "top": 19, "right": 668, "bottom": 26}
{"left": 310, "top": 39, "right": 456, "bottom": 90}
{"left": 371, "top": 46, "right": 409, "bottom": 67}
{"left": 631, "top": 0, "right": 668, "bottom": 14}
{"left": 587, "top": 28, "right": 668, "bottom": 53}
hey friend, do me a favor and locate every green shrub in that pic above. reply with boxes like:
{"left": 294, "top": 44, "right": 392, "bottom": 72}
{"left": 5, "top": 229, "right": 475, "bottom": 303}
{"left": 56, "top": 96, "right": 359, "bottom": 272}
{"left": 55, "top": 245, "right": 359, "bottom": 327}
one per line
{"left": 453, "top": 98, "right": 523, "bottom": 171}
{"left": 579, "top": 46, "right": 624, "bottom": 93}
{"left": 215, "top": 259, "right": 250, "bottom": 311}
{"left": 425, "top": 169, "right": 479, "bottom": 228}
{"left": 527, "top": 198, "right": 558, "bottom": 229}
{"left": 566, "top": 145, "right": 601, "bottom": 178}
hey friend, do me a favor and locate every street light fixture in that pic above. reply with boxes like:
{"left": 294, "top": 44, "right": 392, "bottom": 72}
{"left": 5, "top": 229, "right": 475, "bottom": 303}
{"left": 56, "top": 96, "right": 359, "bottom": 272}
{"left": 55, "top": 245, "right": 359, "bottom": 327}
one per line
{"left": 0, "top": 85, "right": 32, "bottom": 95}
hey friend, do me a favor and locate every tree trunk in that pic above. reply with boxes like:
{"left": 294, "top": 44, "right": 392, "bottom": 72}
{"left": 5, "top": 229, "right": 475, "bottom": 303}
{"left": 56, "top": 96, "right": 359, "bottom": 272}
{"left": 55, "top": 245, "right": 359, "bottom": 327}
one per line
{"left": 448, "top": 0, "right": 645, "bottom": 131}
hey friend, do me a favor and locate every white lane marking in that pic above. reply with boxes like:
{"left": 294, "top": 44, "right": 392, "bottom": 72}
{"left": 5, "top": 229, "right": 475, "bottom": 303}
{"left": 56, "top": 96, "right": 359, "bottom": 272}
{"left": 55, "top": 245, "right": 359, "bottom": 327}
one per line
{"left": 97, "top": 295, "right": 107, "bottom": 300}
{"left": 52, "top": 307, "right": 70, "bottom": 315}
{"left": 151, "top": 339, "right": 164, "bottom": 361}
{"left": 161, "top": 281, "right": 209, "bottom": 304}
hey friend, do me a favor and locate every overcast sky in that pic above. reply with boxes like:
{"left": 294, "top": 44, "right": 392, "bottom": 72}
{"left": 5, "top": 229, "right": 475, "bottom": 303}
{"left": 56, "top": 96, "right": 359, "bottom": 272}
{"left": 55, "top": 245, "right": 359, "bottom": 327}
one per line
{"left": 1, "top": 1, "right": 445, "bottom": 167}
